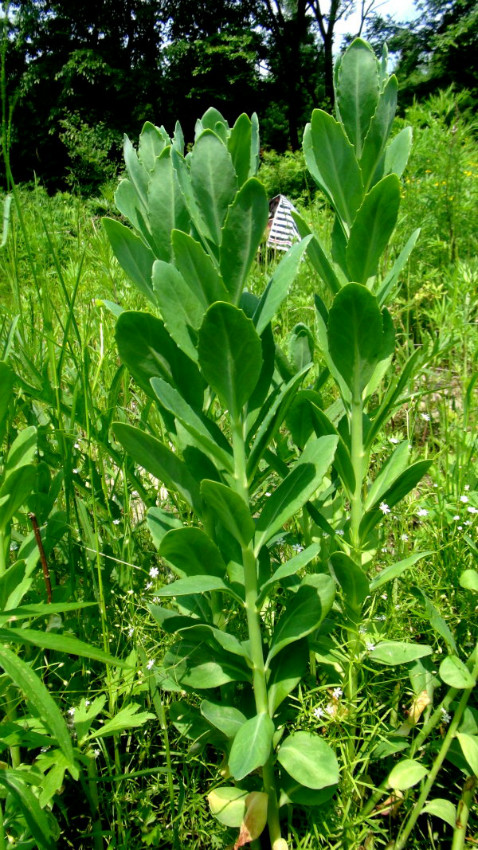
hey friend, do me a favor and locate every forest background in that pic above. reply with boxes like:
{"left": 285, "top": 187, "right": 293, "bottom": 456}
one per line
{"left": 1, "top": 0, "right": 477, "bottom": 194}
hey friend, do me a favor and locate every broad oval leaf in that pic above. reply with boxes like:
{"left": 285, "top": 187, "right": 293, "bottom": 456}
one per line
{"left": 346, "top": 174, "right": 400, "bottom": 284}
{"left": 163, "top": 640, "right": 250, "bottom": 689}
{"left": 190, "top": 130, "right": 238, "bottom": 244}
{"left": 327, "top": 283, "right": 387, "bottom": 395}
{"left": 198, "top": 302, "right": 262, "bottom": 420}
{"left": 277, "top": 731, "right": 339, "bottom": 789}
{"left": 255, "top": 435, "right": 337, "bottom": 553}
{"left": 220, "top": 178, "right": 269, "bottom": 304}
{"left": 369, "top": 641, "right": 433, "bottom": 666}
{"left": 103, "top": 217, "right": 155, "bottom": 303}
{"left": 456, "top": 732, "right": 478, "bottom": 776}
{"left": 387, "top": 759, "right": 428, "bottom": 791}
{"left": 422, "top": 799, "right": 457, "bottom": 828}
{"left": 160, "top": 526, "right": 226, "bottom": 578}
{"left": 228, "top": 713, "right": 275, "bottom": 781}
{"left": 267, "top": 574, "right": 335, "bottom": 663}
{"left": 113, "top": 422, "right": 202, "bottom": 515}
{"left": 208, "top": 786, "right": 248, "bottom": 828}
{"left": 200, "top": 479, "right": 255, "bottom": 547}
{"left": 439, "top": 656, "right": 475, "bottom": 689}
{"left": 335, "top": 39, "right": 379, "bottom": 158}
{"left": 459, "top": 569, "right": 478, "bottom": 594}
{"left": 303, "top": 111, "right": 363, "bottom": 228}
{"left": 201, "top": 699, "right": 247, "bottom": 739}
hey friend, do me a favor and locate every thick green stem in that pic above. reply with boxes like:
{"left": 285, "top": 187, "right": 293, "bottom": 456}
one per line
{"left": 0, "top": 797, "right": 6, "bottom": 850}
{"left": 233, "top": 416, "right": 285, "bottom": 848}
{"left": 350, "top": 390, "right": 364, "bottom": 559}
{"left": 451, "top": 775, "right": 476, "bottom": 850}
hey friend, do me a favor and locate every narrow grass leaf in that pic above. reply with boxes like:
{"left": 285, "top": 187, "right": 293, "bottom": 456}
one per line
{"left": 0, "top": 770, "right": 56, "bottom": 850}
{"left": 0, "top": 646, "right": 75, "bottom": 768}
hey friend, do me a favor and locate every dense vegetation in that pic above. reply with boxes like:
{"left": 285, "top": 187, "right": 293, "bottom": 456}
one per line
{"left": 1, "top": 0, "right": 477, "bottom": 190}
{"left": 0, "top": 28, "right": 477, "bottom": 850}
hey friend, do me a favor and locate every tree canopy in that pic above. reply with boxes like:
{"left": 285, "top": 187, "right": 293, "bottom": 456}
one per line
{"left": 1, "top": 0, "right": 475, "bottom": 190}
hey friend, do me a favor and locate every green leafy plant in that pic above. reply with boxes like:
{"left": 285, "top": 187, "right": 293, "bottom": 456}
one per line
{"left": 104, "top": 42, "right": 474, "bottom": 849}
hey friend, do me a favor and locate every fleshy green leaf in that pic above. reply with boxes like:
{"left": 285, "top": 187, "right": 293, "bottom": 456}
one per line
{"left": 255, "top": 436, "right": 337, "bottom": 553}
{"left": 327, "top": 283, "right": 389, "bottom": 395}
{"left": 267, "top": 574, "right": 335, "bottom": 663}
{"left": 277, "top": 731, "right": 339, "bottom": 789}
{"left": 439, "top": 656, "right": 475, "bottom": 689}
{"left": 200, "top": 480, "right": 255, "bottom": 547}
{"left": 198, "top": 302, "right": 262, "bottom": 420}
{"left": 172, "top": 229, "right": 228, "bottom": 305}
{"left": 160, "top": 526, "right": 226, "bottom": 578}
{"left": 152, "top": 260, "right": 204, "bottom": 361}
{"left": 148, "top": 148, "right": 190, "bottom": 261}
{"left": 103, "top": 217, "right": 155, "bottom": 303}
{"left": 456, "top": 733, "right": 478, "bottom": 776}
{"left": 208, "top": 786, "right": 248, "bottom": 828}
{"left": 330, "top": 552, "right": 369, "bottom": 618}
{"left": 228, "top": 713, "right": 275, "bottom": 781}
{"left": 113, "top": 422, "right": 202, "bottom": 514}
{"left": 335, "top": 39, "right": 379, "bottom": 158}
{"left": 304, "top": 111, "right": 363, "bottom": 228}
{"left": 387, "top": 759, "right": 428, "bottom": 790}
{"left": 253, "top": 236, "right": 312, "bottom": 335}
{"left": 220, "top": 178, "right": 269, "bottom": 304}
{"left": 268, "top": 639, "right": 308, "bottom": 715}
{"left": 421, "top": 799, "right": 457, "bottom": 828}
{"left": 346, "top": 175, "right": 400, "bottom": 284}
{"left": 459, "top": 569, "right": 478, "bottom": 594}
{"left": 200, "top": 699, "right": 247, "bottom": 739}
{"left": 115, "top": 310, "right": 204, "bottom": 410}
{"left": 190, "top": 130, "right": 238, "bottom": 244}
{"left": 369, "top": 641, "right": 433, "bottom": 666}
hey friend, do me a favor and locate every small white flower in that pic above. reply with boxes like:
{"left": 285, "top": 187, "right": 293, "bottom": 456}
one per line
{"left": 381, "top": 593, "right": 387, "bottom": 600}
{"left": 149, "top": 566, "right": 159, "bottom": 578}
{"left": 453, "top": 515, "right": 460, "bottom": 521}
{"left": 145, "top": 581, "right": 153, "bottom": 590}
{"left": 389, "top": 437, "right": 400, "bottom": 444}
{"left": 127, "top": 589, "right": 134, "bottom": 595}
{"left": 336, "top": 529, "right": 344, "bottom": 536}
{"left": 113, "top": 518, "right": 121, "bottom": 525}
{"left": 68, "top": 707, "right": 75, "bottom": 716}
{"left": 325, "top": 702, "right": 336, "bottom": 716}
{"left": 313, "top": 706, "right": 324, "bottom": 719}
{"left": 265, "top": 492, "right": 271, "bottom": 497}
{"left": 421, "top": 413, "right": 430, "bottom": 421}
{"left": 416, "top": 508, "right": 428, "bottom": 517}
{"left": 467, "top": 506, "right": 477, "bottom": 514}
{"left": 292, "top": 544, "right": 304, "bottom": 553}
{"left": 93, "top": 748, "right": 101, "bottom": 758}
{"left": 72, "top": 468, "right": 79, "bottom": 474}
{"left": 464, "top": 484, "right": 470, "bottom": 491}
{"left": 379, "top": 502, "right": 391, "bottom": 514}
{"left": 464, "top": 521, "right": 472, "bottom": 526}
{"left": 85, "top": 700, "right": 90, "bottom": 707}
{"left": 332, "top": 687, "right": 343, "bottom": 700}
{"left": 153, "top": 597, "right": 160, "bottom": 604}
{"left": 127, "top": 627, "right": 134, "bottom": 637}
{"left": 400, "top": 533, "right": 409, "bottom": 541}
{"left": 74, "top": 442, "right": 80, "bottom": 449}
{"left": 460, "top": 495, "right": 469, "bottom": 503}
{"left": 146, "top": 659, "right": 155, "bottom": 670}
{"left": 458, "top": 525, "right": 463, "bottom": 530}
{"left": 365, "top": 642, "right": 376, "bottom": 652}
{"left": 441, "top": 707, "right": 451, "bottom": 724}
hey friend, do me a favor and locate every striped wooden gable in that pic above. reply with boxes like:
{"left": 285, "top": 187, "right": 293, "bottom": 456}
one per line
{"left": 267, "top": 194, "right": 300, "bottom": 251}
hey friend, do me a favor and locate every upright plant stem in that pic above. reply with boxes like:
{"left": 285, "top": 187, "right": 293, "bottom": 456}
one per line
{"left": 350, "top": 387, "right": 364, "bottom": 559}
{"left": 451, "top": 775, "right": 476, "bottom": 850}
{"left": 394, "top": 680, "right": 475, "bottom": 850}
{"left": 232, "top": 417, "right": 284, "bottom": 849}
